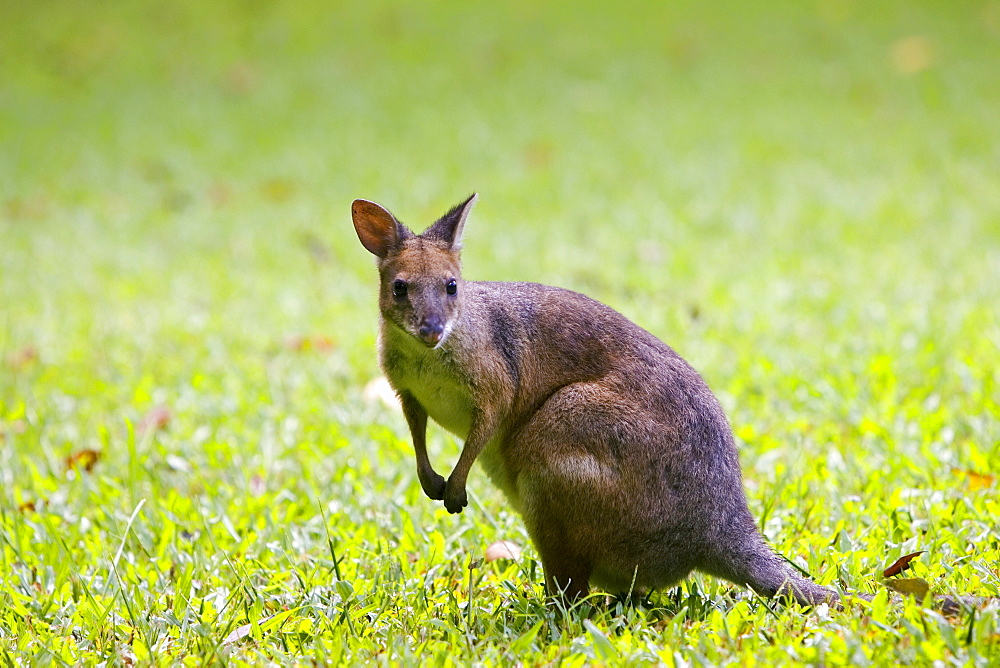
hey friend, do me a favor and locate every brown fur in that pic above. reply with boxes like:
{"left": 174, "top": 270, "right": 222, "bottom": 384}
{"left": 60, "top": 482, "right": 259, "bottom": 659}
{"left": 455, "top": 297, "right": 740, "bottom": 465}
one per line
{"left": 352, "top": 194, "right": 835, "bottom": 605}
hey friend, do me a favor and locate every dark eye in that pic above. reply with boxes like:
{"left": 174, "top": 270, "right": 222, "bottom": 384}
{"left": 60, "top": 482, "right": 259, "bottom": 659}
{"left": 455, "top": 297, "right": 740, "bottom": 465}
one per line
{"left": 392, "top": 279, "right": 408, "bottom": 298}
{"left": 446, "top": 279, "right": 458, "bottom": 296}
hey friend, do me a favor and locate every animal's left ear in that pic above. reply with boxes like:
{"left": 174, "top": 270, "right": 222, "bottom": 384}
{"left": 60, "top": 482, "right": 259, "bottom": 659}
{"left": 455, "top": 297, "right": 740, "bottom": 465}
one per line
{"left": 352, "top": 199, "right": 410, "bottom": 257}
{"left": 424, "top": 193, "right": 478, "bottom": 249}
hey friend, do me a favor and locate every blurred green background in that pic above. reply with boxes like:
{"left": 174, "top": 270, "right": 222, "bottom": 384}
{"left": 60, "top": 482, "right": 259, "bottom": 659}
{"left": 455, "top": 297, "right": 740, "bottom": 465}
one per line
{"left": 3, "top": 0, "right": 998, "bottom": 427}
{"left": 2, "top": 0, "right": 999, "bottom": 662}
{"left": 4, "top": 1, "right": 1000, "bottom": 314}
{"left": 3, "top": 0, "right": 1000, "bottom": 529}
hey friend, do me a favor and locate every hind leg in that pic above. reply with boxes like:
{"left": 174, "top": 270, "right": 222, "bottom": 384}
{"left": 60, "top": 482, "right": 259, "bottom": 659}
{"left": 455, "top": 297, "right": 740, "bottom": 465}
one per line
{"left": 507, "top": 380, "right": 664, "bottom": 602}
{"left": 521, "top": 510, "right": 594, "bottom": 603}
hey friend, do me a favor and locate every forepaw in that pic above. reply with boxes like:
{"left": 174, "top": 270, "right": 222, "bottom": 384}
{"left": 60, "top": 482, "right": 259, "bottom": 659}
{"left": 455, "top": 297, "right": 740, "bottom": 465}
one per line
{"left": 419, "top": 470, "right": 446, "bottom": 501}
{"left": 443, "top": 478, "right": 468, "bottom": 514}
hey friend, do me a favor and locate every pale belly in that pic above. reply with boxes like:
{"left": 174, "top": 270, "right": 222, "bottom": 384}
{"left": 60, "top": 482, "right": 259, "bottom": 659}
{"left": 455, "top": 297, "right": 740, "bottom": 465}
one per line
{"left": 408, "top": 375, "right": 524, "bottom": 508}
{"left": 412, "top": 382, "right": 474, "bottom": 438}
{"left": 389, "top": 359, "right": 475, "bottom": 440}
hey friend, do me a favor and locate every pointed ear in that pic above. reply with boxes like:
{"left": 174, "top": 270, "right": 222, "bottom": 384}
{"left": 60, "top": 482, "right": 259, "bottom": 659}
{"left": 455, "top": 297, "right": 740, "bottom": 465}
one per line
{"left": 352, "top": 199, "right": 408, "bottom": 257}
{"left": 423, "top": 193, "right": 478, "bottom": 249}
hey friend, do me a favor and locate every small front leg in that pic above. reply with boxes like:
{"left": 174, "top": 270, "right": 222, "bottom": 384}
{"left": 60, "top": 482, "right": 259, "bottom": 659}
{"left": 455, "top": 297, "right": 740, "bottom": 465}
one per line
{"left": 443, "top": 475, "right": 468, "bottom": 514}
{"left": 399, "top": 392, "right": 446, "bottom": 500}
{"left": 421, "top": 465, "right": 447, "bottom": 501}
{"left": 443, "top": 410, "right": 499, "bottom": 514}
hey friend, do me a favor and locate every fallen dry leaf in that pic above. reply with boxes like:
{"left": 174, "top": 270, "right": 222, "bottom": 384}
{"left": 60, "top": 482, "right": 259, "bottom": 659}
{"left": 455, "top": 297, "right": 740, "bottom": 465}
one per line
{"left": 260, "top": 178, "right": 296, "bottom": 203}
{"left": 223, "top": 622, "right": 255, "bottom": 645}
{"left": 6, "top": 346, "right": 38, "bottom": 370}
{"left": 223, "top": 611, "right": 285, "bottom": 645}
{"left": 207, "top": 181, "right": 233, "bottom": 207}
{"left": 138, "top": 406, "right": 171, "bottom": 434}
{"left": 891, "top": 35, "right": 933, "bottom": 75}
{"left": 5, "top": 196, "right": 50, "bottom": 221}
{"left": 485, "top": 540, "right": 522, "bottom": 562}
{"left": 0, "top": 419, "right": 27, "bottom": 443}
{"left": 952, "top": 468, "right": 995, "bottom": 491}
{"left": 524, "top": 140, "right": 554, "bottom": 169}
{"left": 883, "top": 551, "right": 926, "bottom": 577}
{"left": 221, "top": 62, "right": 260, "bottom": 96}
{"left": 883, "top": 577, "right": 930, "bottom": 599}
{"left": 283, "top": 335, "right": 335, "bottom": 353}
{"left": 65, "top": 449, "right": 101, "bottom": 473}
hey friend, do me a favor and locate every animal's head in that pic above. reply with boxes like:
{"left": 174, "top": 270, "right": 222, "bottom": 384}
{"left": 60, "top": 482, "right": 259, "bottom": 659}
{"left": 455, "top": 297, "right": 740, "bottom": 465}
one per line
{"left": 352, "top": 194, "right": 477, "bottom": 348}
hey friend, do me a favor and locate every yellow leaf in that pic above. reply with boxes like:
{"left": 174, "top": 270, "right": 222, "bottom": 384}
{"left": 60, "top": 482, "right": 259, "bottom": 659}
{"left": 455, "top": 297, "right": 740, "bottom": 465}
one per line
{"left": 891, "top": 36, "right": 934, "bottom": 75}
{"left": 952, "top": 468, "right": 995, "bottom": 491}
{"left": 65, "top": 449, "right": 102, "bottom": 473}
{"left": 883, "top": 577, "right": 930, "bottom": 599}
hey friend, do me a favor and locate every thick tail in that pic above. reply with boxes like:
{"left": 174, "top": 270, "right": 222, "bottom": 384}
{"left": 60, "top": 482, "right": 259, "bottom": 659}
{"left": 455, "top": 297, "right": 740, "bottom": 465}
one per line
{"left": 701, "top": 534, "right": 992, "bottom": 611}
{"left": 702, "top": 538, "right": 837, "bottom": 606}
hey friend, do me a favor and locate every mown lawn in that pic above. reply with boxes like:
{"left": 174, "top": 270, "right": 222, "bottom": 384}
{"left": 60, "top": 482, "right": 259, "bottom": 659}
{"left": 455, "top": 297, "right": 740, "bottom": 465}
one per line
{"left": 1, "top": 0, "right": 998, "bottom": 664}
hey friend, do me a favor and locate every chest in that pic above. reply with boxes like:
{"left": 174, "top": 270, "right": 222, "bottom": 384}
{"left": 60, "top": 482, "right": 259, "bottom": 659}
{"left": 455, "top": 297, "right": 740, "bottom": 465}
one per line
{"left": 381, "top": 335, "right": 476, "bottom": 440}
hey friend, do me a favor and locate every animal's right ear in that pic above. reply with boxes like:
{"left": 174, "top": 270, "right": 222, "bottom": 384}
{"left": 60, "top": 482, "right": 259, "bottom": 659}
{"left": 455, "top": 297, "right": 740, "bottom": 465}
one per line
{"left": 352, "top": 199, "right": 407, "bottom": 257}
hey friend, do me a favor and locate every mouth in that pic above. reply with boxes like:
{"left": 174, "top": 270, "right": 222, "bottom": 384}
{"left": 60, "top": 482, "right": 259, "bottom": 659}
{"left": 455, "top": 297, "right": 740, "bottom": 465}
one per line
{"left": 416, "top": 326, "right": 443, "bottom": 347}
{"left": 417, "top": 322, "right": 451, "bottom": 349}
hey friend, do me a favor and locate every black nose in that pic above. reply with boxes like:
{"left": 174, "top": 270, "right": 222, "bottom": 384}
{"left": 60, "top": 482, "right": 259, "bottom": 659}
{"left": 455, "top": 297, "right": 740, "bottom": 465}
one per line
{"left": 418, "top": 321, "right": 444, "bottom": 345}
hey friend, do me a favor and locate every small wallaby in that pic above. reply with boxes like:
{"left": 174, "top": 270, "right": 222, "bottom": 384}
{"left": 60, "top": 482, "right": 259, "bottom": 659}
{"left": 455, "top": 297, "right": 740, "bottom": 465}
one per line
{"left": 352, "top": 193, "right": 836, "bottom": 605}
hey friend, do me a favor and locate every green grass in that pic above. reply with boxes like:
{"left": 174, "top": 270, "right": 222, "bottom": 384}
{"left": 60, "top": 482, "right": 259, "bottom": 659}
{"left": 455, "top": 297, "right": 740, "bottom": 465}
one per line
{"left": 2, "top": 0, "right": 999, "bottom": 663}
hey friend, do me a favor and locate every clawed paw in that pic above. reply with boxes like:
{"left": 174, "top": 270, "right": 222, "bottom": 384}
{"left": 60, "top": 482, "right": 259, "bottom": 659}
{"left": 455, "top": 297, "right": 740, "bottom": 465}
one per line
{"left": 444, "top": 478, "right": 468, "bottom": 514}
{"left": 420, "top": 471, "right": 446, "bottom": 500}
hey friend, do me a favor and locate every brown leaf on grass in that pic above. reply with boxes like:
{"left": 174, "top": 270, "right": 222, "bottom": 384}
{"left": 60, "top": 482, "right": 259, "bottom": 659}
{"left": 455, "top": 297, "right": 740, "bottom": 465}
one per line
{"left": 308, "top": 335, "right": 335, "bottom": 352}
{"left": 6, "top": 346, "right": 38, "bottom": 370}
{"left": 891, "top": 35, "right": 933, "bottom": 75}
{"left": 524, "top": 140, "right": 554, "bottom": 169}
{"left": 207, "top": 181, "right": 232, "bottom": 207}
{"left": 65, "top": 449, "right": 101, "bottom": 473}
{"left": 0, "top": 419, "right": 27, "bottom": 443}
{"left": 883, "top": 551, "right": 926, "bottom": 577}
{"left": 223, "top": 612, "right": 285, "bottom": 645}
{"left": 883, "top": 577, "right": 930, "bottom": 599}
{"left": 138, "top": 406, "right": 172, "bottom": 434}
{"left": 221, "top": 62, "right": 260, "bottom": 96}
{"left": 223, "top": 621, "right": 255, "bottom": 645}
{"left": 260, "top": 178, "right": 296, "bottom": 203}
{"left": 283, "top": 335, "right": 335, "bottom": 353}
{"left": 485, "top": 540, "right": 522, "bottom": 562}
{"left": 5, "top": 196, "right": 50, "bottom": 221}
{"left": 952, "top": 468, "right": 995, "bottom": 491}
